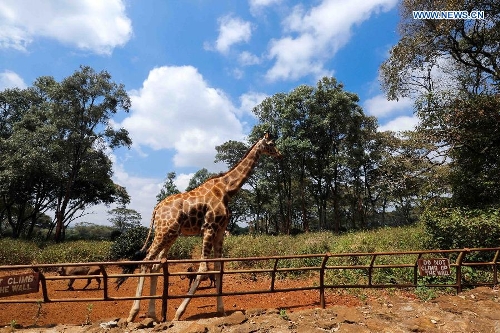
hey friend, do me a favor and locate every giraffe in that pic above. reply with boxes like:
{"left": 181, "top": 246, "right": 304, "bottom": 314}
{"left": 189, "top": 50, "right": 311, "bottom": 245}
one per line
{"left": 118, "top": 133, "right": 281, "bottom": 323}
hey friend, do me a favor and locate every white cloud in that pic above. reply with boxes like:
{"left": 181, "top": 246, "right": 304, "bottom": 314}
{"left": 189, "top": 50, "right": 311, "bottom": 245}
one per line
{"left": 119, "top": 65, "right": 244, "bottom": 168}
{"left": 175, "top": 173, "right": 194, "bottom": 193}
{"left": 0, "top": 0, "right": 132, "bottom": 55}
{"left": 231, "top": 68, "right": 245, "bottom": 80}
{"left": 249, "top": 0, "right": 283, "bottom": 15}
{"left": 265, "top": 0, "right": 398, "bottom": 81}
{"left": 239, "top": 51, "right": 261, "bottom": 66}
{"left": 378, "top": 115, "right": 419, "bottom": 132}
{"left": 364, "top": 95, "right": 413, "bottom": 118}
{"left": 113, "top": 163, "right": 160, "bottom": 222}
{"left": 0, "top": 70, "right": 27, "bottom": 90}
{"left": 267, "top": 34, "right": 331, "bottom": 81}
{"left": 213, "top": 15, "right": 252, "bottom": 54}
{"left": 249, "top": 0, "right": 282, "bottom": 10}
{"left": 238, "top": 91, "right": 268, "bottom": 117}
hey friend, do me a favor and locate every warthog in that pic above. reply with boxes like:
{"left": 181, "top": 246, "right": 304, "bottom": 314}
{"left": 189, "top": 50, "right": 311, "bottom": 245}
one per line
{"left": 57, "top": 266, "right": 102, "bottom": 291}
{"left": 180, "top": 265, "right": 215, "bottom": 291}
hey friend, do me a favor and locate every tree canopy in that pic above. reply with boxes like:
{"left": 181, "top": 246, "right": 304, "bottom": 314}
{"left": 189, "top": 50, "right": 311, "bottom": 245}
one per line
{"left": 0, "top": 66, "right": 132, "bottom": 241}
{"left": 380, "top": 0, "right": 500, "bottom": 209}
{"left": 211, "top": 77, "right": 427, "bottom": 234}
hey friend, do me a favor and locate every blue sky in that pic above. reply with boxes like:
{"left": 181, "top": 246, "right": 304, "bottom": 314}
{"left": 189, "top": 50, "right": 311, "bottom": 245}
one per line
{"left": 0, "top": 0, "right": 416, "bottom": 226}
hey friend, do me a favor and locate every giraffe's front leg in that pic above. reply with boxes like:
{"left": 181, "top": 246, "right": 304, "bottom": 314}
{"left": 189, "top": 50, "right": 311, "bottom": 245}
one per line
{"left": 173, "top": 271, "right": 204, "bottom": 321}
{"left": 173, "top": 225, "right": 215, "bottom": 320}
{"left": 213, "top": 228, "right": 226, "bottom": 316}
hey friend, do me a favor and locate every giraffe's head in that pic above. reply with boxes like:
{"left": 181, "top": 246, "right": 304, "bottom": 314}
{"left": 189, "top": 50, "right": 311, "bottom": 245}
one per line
{"left": 258, "top": 133, "right": 282, "bottom": 158}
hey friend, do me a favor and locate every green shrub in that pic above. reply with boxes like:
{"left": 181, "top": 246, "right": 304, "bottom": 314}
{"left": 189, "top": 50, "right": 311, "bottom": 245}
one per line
{"left": 109, "top": 226, "right": 150, "bottom": 260}
{"left": 36, "top": 241, "right": 112, "bottom": 266}
{"left": 331, "top": 225, "right": 428, "bottom": 254}
{"left": 168, "top": 236, "right": 199, "bottom": 259}
{"left": 108, "top": 227, "right": 198, "bottom": 261}
{"left": 422, "top": 206, "right": 500, "bottom": 251}
{"left": 0, "top": 238, "right": 41, "bottom": 265}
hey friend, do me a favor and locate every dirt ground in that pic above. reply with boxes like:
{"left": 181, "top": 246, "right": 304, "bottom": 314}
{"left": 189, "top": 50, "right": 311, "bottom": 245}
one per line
{"left": 1, "top": 265, "right": 500, "bottom": 332}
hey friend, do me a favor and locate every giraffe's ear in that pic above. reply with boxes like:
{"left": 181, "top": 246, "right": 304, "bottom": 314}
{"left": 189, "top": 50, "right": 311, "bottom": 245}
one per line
{"left": 264, "top": 132, "right": 270, "bottom": 140}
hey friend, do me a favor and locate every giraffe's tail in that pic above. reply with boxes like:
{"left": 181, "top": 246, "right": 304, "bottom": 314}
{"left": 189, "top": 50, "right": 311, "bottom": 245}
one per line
{"left": 115, "top": 205, "right": 159, "bottom": 289}
{"left": 115, "top": 249, "right": 148, "bottom": 290}
{"left": 140, "top": 209, "right": 156, "bottom": 252}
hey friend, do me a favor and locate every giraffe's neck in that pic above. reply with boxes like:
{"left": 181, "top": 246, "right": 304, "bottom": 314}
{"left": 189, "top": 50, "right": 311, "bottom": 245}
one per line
{"left": 220, "top": 141, "right": 261, "bottom": 196}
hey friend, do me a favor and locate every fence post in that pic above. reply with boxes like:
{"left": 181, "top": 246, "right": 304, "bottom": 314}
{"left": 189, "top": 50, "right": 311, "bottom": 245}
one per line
{"left": 455, "top": 249, "right": 468, "bottom": 293}
{"left": 160, "top": 258, "right": 169, "bottom": 322}
{"left": 33, "top": 267, "right": 49, "bottom": 302}
{"left": 414, "top": 253, "right": 423, "bottom": 287}
{"left": 319, "top": 253, "right": 330, "bottom": 309}
{"left": 271, "top": 258, "right": 279, "bottom": 292}
{"left": 493, "top": 249, "right": 500, "bottom": 286}
{"left": 368, "top": 254, "right": 377, "bottom": 286}
{"left": 217, "top": 259, "right": 224, "bottom": 296}
{"left": 99, "top": 265, "right": 108, "bottom": 300}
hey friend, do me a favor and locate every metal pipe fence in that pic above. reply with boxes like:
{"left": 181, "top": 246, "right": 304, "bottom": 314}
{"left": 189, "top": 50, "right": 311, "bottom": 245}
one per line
{"left": 1, "top": 247, "right": 499, "bottom": 318}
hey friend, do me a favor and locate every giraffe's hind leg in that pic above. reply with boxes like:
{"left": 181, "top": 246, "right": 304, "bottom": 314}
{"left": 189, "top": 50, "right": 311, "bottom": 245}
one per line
{"left": 147, "top": 253, "right": 166, "bottom": 322}
{"left": 127, "top": 264, "right": 147, "bottom": 322}
{"left": 127, "top": 244, "right": 167, "bottom": 322}
{"left": 147, "top": 264, "right": 160, "bottom": 321}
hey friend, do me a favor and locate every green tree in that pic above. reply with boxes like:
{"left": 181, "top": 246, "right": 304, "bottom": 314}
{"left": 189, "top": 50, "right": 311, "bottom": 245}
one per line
{"left": 107, "top": 205, "right": 142, "bottom": 232}
{"left": 0, "top": 66, "right": 132, "bottom": 240}
{"left": 252, "top": 90, "right": 312, "bottom": 234}
{"left": 66, "top": 222, "right": 115, "bottom": 240}
{"left": 186, "top": 168, "right": 216, "bottom": 191}
{"left": 49, "top": 66, "right": 132, "bottom": 241}
{"left": 156, "top": 172, "right": 180, "bottom": 202}
{"left": 380, "top": 0, "right": 500, "bottom": 209}
{"left": 251, "top": 77, "right": 380, "bottom": 233}
{"left": 381, "top": 0, "right": 500, "bottom": 100}
{"left": 440, "top": 95, "right": 500, "bottom": 207}
{"left": 308, "top": 77, "right": 376, "bottom": 231}
{"left": 109, "top": 226, "right": 150, "bottom": 261}
{"left": 0, "top": 88, "right": 52, "bottom": 238}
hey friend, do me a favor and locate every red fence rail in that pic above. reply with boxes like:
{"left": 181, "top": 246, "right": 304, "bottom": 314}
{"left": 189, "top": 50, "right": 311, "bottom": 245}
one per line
{"left": 1, "top": 247, "right": 499, "bottom": 318}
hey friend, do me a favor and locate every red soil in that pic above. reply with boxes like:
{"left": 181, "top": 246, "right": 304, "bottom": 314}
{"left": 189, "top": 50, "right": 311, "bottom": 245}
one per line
{"left": 0, "top": 265, "right": 360, "bottom": 327}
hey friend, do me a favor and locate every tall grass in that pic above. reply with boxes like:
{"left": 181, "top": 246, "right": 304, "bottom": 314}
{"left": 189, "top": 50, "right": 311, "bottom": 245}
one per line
{"left": 221, "top": 224, "right": 429, "bottom": 280}
{"left": 0, "top": 224, "right": 428, "bottom": 270}
{"left": 36, "top": 241, "right": 113, "bottom": 265}
{"left": 224, "top": 224, "right": 427, "bottom": 258}
{"left": 0, "top": 238, "right": 42, "bottom": 265}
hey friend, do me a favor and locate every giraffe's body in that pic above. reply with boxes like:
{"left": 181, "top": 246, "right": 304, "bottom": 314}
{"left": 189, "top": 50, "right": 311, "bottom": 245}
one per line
{"left": 123, "top": 133, "right": 281, "bottom": 322}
